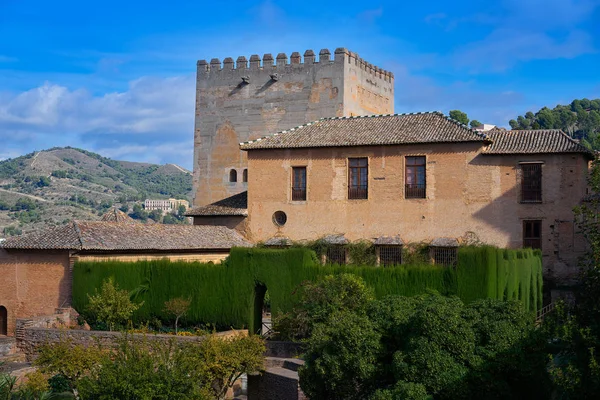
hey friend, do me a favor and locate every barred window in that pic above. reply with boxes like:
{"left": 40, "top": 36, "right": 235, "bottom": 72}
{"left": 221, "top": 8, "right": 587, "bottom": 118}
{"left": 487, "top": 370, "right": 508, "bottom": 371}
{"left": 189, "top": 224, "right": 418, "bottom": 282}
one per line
{"left": 405, "top": 156, "right": 426, "bottom": 199}
{"left": 378, "top": 246, "right": 403, "bottom": 266}
{"left": 348, "top": 158, "right": 368, "bottom": 199}
{"left": 523, "top": 220, "right": 542, "bottom": 249}
{"left": 327, "top": 246, "right": 347, "bottom": 265}
{"left": 292, "top": 167, "right": 307, "bottom": 201}
{"left": 521, "top": 163, "right": 542, "bottom": 203}
{"left": 431, "top": 247, "right": 457, "bottom": 267}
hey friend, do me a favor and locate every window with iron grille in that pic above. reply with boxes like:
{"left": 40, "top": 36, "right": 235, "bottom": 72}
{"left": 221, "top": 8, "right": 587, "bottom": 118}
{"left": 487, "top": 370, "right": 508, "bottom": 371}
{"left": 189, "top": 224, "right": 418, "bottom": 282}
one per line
{"left": 378, "top": 245, "right": 403, "bottom": 266}
{"left": 292, "top": 167, "right": 307, "bottom": 201}
{"left": 348, "top": 158, "right": 368, "bottom": 199}
{"left": 431, "top": 247, "right": 457, "bottom": 267}
{"left": 523, "top": 220, "right": 542, "bottom": 249}
{"left": 405, "top": 156, "right": 426, "bottom": 199}
{"left": 521, "top": 163, "right": 542, "bottom": 203}
{"left": 327, "top": 246, "right": 347, "bottom": 265}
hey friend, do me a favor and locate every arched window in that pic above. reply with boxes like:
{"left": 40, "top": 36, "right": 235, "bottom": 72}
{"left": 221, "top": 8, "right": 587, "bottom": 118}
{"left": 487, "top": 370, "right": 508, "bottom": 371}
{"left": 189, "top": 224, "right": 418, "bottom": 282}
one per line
{"left": 229, "top": 169, "right": 237, "bottom": 183}
{"left": 243, "top": 169, "right": 248, "bottom": 183}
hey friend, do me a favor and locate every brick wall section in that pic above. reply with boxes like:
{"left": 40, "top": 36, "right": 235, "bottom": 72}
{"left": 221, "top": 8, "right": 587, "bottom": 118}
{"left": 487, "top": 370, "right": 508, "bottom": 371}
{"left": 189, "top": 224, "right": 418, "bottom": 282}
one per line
{"left": 192, "top": 49, "right": 394, "bottom": 207}
{"left": 0, "top": 249, "right": 72, "bottom": 336}
{"left": 247, "top": 143, "right": 590, "bottom": 284}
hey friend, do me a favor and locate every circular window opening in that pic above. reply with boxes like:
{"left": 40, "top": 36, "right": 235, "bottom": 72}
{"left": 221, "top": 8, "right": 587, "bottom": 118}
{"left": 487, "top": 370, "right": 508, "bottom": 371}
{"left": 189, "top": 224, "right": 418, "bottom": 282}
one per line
{"left": 272, "top": 211, "right": 287, "bottom": 227}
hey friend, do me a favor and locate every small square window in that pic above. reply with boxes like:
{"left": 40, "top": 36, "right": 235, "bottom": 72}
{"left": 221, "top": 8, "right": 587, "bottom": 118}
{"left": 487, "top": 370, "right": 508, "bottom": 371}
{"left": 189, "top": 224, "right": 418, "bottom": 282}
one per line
{"left": 378, "top": 245, "right": 403, "bottom": 266}
{"left": 326, "top": 246, "right": 347, "bottom": 265}
{"left": 431, "top": 247, "right": 457, "bottom": 267}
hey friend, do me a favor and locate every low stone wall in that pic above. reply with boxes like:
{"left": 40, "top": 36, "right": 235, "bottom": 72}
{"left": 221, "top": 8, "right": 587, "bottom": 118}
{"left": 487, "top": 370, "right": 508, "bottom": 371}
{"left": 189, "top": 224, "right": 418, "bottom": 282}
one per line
{"left": 265, "top": 341, "right": 305, "bottom": 358}
{"left": 16, "top": 325, "right": 247, "bottom": 360}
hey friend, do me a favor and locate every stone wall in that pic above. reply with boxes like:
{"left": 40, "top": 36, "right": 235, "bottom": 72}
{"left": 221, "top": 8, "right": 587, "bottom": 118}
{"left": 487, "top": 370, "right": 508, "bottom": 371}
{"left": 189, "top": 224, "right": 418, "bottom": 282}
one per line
{"left": 246, "top": 142, "right": 590, "bottom": 285}
{"left": 16, "top": 325, "right": 248, "bottom": 360}
{"left": 192, "top": 48, "right": 394, "bottom": 207}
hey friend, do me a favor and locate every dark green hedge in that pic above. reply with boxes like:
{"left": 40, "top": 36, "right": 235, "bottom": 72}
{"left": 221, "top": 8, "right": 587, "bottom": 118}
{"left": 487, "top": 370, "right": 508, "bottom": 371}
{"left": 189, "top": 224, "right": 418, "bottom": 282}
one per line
{"left": 72, "top": 246, "right": 542, "bottom": 332}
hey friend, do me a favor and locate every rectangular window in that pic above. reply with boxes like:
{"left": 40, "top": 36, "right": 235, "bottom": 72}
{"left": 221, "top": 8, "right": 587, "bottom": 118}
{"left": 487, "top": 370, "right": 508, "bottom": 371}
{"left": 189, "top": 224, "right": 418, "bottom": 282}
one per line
{"left": 326, "top": 246, "right": 347, "bottom": 265}
{"left": 378, "top": 246, "right": 403, "bottom": 266}
{"left": 523, "top": 220, "right": 542, "bottom": 249}
{"left": 405, "top": 156, "right": 426, "bottom": 199}
{"left": 521, "top": 164, "right": 542, "bottom": 203}
{"left": 431, "top": 247, "right": 458, "bottom": 267}
{"left": 292, "top": 167, "right": 307, "bottom": 201}
{"left": 348, "top": 158, "right": 368, "bottom": 199}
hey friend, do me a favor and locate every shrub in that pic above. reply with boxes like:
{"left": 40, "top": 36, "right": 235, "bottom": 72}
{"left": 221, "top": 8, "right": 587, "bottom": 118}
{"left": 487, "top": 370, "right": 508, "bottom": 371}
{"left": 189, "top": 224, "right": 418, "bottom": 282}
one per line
{"left": 85, "top": 277, "right": 141, "bottom": 331}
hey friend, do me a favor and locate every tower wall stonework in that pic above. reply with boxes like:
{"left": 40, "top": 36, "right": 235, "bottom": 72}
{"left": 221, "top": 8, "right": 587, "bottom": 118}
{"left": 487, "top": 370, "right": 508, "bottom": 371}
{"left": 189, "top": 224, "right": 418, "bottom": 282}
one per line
{"left": 192, "top": 48, "right": 394, "bottom": 207}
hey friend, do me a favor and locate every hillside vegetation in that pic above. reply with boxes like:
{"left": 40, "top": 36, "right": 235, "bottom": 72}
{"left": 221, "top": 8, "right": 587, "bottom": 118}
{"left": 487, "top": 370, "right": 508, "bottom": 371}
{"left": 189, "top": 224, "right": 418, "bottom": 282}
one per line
{"left": 509, "top": 98, "right": 600, "bottom": 149}
{"left": 0, "top": 147, "right": 192, "bottom": 236}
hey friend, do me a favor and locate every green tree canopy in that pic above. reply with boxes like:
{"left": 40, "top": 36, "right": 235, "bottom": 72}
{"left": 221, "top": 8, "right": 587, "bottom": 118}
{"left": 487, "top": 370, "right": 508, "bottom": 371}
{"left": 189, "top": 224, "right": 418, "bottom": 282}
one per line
{"left": 449, "top": 110, "right": 469, "bottom": 126}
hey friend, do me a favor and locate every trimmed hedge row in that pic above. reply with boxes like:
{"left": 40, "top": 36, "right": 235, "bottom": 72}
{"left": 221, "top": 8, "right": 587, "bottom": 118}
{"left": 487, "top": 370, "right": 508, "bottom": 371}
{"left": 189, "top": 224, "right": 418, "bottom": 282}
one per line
{"left": 72, "top": 246, "right": 542, "bottom": 333}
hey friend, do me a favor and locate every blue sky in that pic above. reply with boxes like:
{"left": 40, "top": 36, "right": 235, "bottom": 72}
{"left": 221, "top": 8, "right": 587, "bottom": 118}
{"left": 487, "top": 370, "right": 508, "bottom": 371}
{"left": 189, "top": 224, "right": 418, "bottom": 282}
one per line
{"left": 1, "top": 0, "right": 599, "bottom": 169}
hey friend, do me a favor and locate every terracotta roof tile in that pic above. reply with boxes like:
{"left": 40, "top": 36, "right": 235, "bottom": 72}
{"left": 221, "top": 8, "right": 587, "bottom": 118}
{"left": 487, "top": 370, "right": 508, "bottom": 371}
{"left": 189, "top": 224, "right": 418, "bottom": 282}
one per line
{"left": 186, "top": 191, "right": 248, "bottom": 217}
{"left": 100, "top": 208, "right": 136, "bottom": 223}
{"left": 374, "top": 236, "right": 404, "bottom": 245}
{"left": 484, "top": 129, "right": 594, "bottom": 158}
{"left": 1, "top": 221, "right": 251, "bottom": 251}
{"left": 240, "top": 112, "right": 487, "bottom": 150}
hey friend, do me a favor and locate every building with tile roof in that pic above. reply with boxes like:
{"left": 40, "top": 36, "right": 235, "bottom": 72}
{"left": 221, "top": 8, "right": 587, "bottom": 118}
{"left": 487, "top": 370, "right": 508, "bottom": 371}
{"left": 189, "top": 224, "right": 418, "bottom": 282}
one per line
{"left": 231, "top": 111, "right": 594, "bottom": 287}
{"left": 0, "top": 220, "right": 250, "bottom": 336}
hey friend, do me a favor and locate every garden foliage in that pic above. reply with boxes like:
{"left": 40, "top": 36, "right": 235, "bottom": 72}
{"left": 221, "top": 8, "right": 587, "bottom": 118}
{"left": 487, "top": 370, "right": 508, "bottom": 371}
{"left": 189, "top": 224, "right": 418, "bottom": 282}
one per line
{"left": 73, "top": 246, "right": 542, "bottom": 333}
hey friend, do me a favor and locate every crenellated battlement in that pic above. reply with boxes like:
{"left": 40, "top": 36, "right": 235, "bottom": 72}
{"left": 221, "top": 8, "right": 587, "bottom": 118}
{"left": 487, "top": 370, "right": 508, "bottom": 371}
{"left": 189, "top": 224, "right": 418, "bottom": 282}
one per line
{"left": 197, "top": 48, "right": 394, "bottom": 82}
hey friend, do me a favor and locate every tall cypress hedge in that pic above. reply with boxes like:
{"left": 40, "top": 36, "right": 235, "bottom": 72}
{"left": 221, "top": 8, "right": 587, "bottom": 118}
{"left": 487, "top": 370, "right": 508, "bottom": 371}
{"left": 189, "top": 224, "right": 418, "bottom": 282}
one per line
{"left": 72, "top": 246, "right": 542, "bottom": 332}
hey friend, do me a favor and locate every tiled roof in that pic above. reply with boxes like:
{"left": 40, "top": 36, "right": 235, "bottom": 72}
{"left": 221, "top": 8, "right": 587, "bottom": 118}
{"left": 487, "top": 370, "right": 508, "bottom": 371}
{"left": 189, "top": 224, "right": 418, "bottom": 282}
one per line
{"left": 484, "top": 129, "right": 595, "bottom": 158}
{"left": 1, "top": 221, "right": 251, "bottom": 251}
{"left": 264, "top": 236, "right": 292, "bottom": 247}
{"left": 185, "top": 191, "right": 248, "bottom": 217}
{"left": 240, "top": 112, "right": 487, "bottom": 150}
{"left": 431, "top": 238, "right": 459, "bottom": 247}
{"left": 374, "top": 236, "right": 404, "bottom": 245}
{"left": 321, "top": 234, "right": 349, "bottom": 245}
{"left": 100, "top": 208, "right": 136, "bottom": 223}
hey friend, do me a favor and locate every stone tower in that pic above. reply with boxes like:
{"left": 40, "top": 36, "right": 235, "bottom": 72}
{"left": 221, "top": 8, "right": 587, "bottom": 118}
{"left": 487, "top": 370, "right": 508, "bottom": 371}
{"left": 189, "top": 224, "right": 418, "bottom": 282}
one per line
{"left": 192, "top": 48, "right": 394, "bottom": 206}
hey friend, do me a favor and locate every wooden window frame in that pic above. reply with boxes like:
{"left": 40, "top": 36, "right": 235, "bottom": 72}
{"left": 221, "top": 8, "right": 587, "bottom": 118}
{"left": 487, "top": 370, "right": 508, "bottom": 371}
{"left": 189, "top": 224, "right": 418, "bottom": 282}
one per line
{"left": 292, "top": 166, "right": 307, "bottom": 201}
{"left": 348, "top": 157, "right": 368, "bottom": 200}
{"left": 405, "top": 156, "right": 426, "bottom": 199}
{"left": 523, "top": 220, "right": 542, "bottom": 250}
{"left": 520, "top": 163, "right": 542, "bottom": 203}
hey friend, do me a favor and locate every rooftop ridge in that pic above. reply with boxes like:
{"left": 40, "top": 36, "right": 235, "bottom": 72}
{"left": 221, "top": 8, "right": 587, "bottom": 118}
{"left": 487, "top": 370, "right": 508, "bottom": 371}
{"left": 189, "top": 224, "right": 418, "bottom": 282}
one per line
{"left": 197, "top": 48, "right": 393, "bottom": 82}
{"left": 239, "top": 111, "right": 485, "bottom": 147}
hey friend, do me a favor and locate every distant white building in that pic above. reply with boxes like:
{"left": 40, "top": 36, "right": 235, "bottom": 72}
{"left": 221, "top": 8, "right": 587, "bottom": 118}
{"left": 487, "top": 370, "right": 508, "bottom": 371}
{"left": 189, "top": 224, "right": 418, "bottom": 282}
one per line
{"left": 144, "top": 198, "right": 189, "bottom": 212}
{"left": 473, "top": 124, "right": 498, "bottom": 132}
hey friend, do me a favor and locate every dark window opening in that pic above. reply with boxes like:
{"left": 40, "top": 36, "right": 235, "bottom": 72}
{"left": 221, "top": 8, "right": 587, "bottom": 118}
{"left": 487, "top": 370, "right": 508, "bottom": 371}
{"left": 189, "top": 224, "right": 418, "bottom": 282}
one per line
{"left": 521, "top": 164, "right": 542, "bottom": 203}
{"left": 292, "top": 167, "right": 307, "bottom": 201}
{"left": 0, "top": 306, "right": 7, "bottom": 335}
{"left": 348, "top": 158, "right": 368, "bottom": 199}
{"left": 327, "top": 246, "right": 347, "bottom": 265}
{"left": 272, "top": 211, "right": 287, "bottom": 227}
{"left": 431, "top": 247, "right": 457, "bottom": 267}
{"left": 523, "top": 220, "right": 542, "bottom": 249}
{"left": 243, "top": 169, "right": 248, "bottom": 183}
{"left": 405, "top": 156, "right": 426, "bottom": 199}
{"left": 229, "top": 169, "right": 237, "bottom": 183}
{"left": 378, "top": 246, "right": 403, "bottom": 266}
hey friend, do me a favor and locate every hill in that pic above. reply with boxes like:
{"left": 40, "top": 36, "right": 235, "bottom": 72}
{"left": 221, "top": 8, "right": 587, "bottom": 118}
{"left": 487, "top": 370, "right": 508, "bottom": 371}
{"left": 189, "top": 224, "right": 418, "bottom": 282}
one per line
{"left": 0, "top": 147, "right": 192, "bottom": 237}
{"left": 509, "top": 98, "right": 600, "bottom": 150}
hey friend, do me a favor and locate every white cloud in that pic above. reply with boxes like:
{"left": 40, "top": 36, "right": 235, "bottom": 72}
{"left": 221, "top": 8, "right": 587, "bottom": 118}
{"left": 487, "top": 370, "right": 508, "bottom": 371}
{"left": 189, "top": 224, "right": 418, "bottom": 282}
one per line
{"left": 0, "top": 74, "right": 196, "bottom": 168}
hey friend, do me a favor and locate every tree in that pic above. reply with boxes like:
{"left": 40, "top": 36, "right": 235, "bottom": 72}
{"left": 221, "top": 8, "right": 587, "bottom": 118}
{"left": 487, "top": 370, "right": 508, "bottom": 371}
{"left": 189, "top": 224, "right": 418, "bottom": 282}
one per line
{"left": 449, "top": 110, "right": 469, "bottom": 126}
{"left": 85, "top": 278, "right": 141, "bottom": 331}
{"left": 297, "top": 278, "right": 550, "bottom": 400}
{"left": 36, "top": 333, "right": 264, "bottom": 400}
{"left": 129, "top": 203, "right": 148, "bottom": 222}
{"left": 274, "top": 273, "right": 374, "bottom": 341}
{"left": 164, "top": 297, "right": 191, "bottom": 333}
{"left": 148, "top": 208, "right": 163, "bottom": 222}
{"left": 469, "top": 120, "right": 482, "bottom": 128}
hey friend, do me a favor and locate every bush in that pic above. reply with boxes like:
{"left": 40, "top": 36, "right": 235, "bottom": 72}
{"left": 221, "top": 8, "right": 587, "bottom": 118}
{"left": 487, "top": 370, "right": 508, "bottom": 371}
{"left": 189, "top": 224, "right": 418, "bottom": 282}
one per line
{"left": 85, "top": 277, "right": 141, "bottom": 331}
